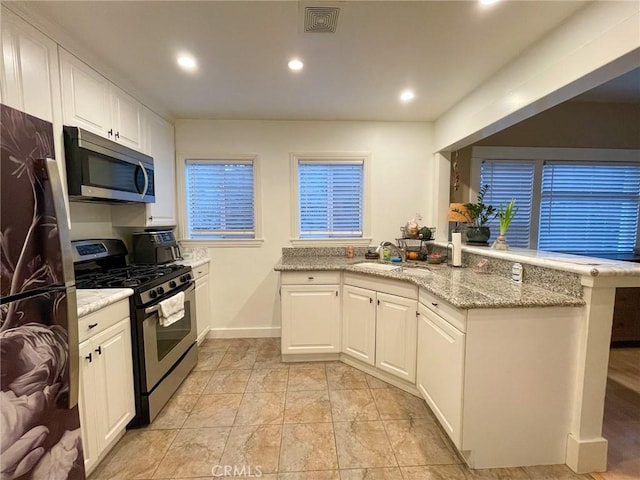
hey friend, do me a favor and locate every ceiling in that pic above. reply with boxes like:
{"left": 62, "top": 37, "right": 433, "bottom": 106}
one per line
{"left": 17, "top": 1, "right": 599, "bottom": 121}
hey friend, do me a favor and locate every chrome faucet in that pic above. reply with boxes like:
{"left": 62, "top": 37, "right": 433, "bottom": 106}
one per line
{"left": 375, "top": 241, "right": 406, "bottom": 262}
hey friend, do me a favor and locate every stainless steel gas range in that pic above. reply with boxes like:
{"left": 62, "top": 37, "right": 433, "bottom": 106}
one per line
{"left": 72, "top": 239, "right": 197, "bottom": 426}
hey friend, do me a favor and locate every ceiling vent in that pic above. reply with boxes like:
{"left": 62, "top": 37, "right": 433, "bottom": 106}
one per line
{"left": 304, "top": 6, "right": 340, "bottom": 33}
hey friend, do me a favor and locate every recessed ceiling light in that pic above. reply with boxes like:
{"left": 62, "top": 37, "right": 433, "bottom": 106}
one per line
{"left": 400, "top": 90, "right": 415, "bottom": 103}
{"left": 177, "top": 55, "right": 197, "bottom": 70}
{"left": 479, "top": 0, "right": 499, "bottom": 5}
{"left": 288, "top": 59, "right": 304, "bottom": 71}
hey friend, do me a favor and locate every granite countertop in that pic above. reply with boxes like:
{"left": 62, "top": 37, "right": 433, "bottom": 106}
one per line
{"left": 275, "top": 256, "right": 585, "bottom": 310}
{"left": 77, "top": 288, "right": 134, "bottom": 318}
{"left": 178, "top": 257, "right": 210, "bottom": 269}
{"left": 177, "top": 246, "right": 209, "bottom": 269}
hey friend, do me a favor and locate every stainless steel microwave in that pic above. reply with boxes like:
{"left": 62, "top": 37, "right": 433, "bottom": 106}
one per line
{"left": 63, "top": 126, "right": 155, "bottom": 203}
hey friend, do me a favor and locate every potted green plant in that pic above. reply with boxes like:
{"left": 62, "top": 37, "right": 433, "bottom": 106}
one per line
{"left": 493, "top": 199, "right": 518, "bottom": 250}
{"left": 455, "top": 184, "right": 496, "bottom": 245}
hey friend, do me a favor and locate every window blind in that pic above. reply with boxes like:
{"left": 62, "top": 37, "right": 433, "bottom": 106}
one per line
{"left": 298, "top": 161, "right": 363, "bottom": 238}
{"left": 480, "top": 160, "right": 535, "bottom": 247}
{"left": 538, "top": 162, "right": 640, "bottom": 254}
{"left": 185, "top": 159, "right": 255, "bottom": 239}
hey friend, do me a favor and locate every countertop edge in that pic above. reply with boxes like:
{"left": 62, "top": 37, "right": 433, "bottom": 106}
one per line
{"left": 77, "top": 288, "right": 134, "bottom": 318}
{"left": 178, "top": 257, "right": 210, "bottom": 269}
{"left": 433, "top": 242, "right": 640, "bottom": 277}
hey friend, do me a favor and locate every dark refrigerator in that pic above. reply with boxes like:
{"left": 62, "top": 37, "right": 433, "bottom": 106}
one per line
{"left": 1, "top": 105, "right": 85, "bottom": 479}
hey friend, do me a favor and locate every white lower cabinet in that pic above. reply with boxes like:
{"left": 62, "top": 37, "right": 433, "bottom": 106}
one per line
{"left": 78, "top": 300, "right": 134, "bottom": 475}
{"left": 341, "top": 274, "right": 418, "bottom": 382}
{"left": 416, "top": 302, "right": 465, "bottom": 448}
{"left": 342, "top": 285, "right": 376, "bottom": 365}
{"left": 416, "top": 288, "right": 582, "bottom": 468}
{"left": 375, "top": 292, "right": 418, "bottom": 382}
{"left": 280, "top": 271, "right": 341, "bottom": 355}
{"left": 193, "top": 262, "right": 211, "bottom": 344}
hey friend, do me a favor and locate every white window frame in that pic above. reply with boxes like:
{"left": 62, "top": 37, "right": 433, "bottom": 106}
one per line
{"left": 471, "top": 146, "right": 640, "bottom": 251}
{"left": 290, "top": 152, "right": 372, "bottom": 247}
{"left": 176, "top": 153, "right": 263, "bottom": 247}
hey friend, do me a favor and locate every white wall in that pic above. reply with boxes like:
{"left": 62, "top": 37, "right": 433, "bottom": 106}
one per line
{"left": 69, "top": 203, "right": 114, "bottom": 240}
{"left": 430, "top": 0, "right": 639, "bottom": 244}
{"left": 175, "top": 119, "right": 433, "bottom": 336}
{"left": 434, "top": 1, "right": 640, "bottom": 153}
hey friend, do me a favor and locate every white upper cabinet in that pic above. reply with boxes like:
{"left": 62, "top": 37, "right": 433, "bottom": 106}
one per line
{"left": 111, "top": 107, "right": 176, "bottom": 227}
{"left": 1, "top": 7, "right": 61, "bottom": 123}
{"left": 142, "top": 107, "right": 176, "bottom": 226}
{"left": 110, "top": 84, "right": 142, "bottom": 150}
{"left": 59, "top": 48, "right": 110, "bottom": 134}
{"left": 60, "top": 48, "right": 143, "bottom": 152}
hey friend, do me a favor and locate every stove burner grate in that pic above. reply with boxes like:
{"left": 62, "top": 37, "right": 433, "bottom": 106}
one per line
{"left": 75, "top": 264, "right": 189, "bottom": 291}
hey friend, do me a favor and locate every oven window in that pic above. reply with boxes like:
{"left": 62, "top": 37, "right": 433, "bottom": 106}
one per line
{"left": 155, "top": 303, "right": 192, "bottom": 361}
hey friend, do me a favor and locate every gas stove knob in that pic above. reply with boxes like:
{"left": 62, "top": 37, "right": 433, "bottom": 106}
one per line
{"left": 149, "top": 290, "right": 157, "bottom": 299}
{"left": 169, "top": 280, "right": 177, "bottom": 288}
{"left": 186, "top": 273, "right": 192, "bottom": 281}
{"left": 180, "top": 275, "right": 187, "bottom": 283}
{"left": 156, "top": 286, "right": 165, "bottom": 295}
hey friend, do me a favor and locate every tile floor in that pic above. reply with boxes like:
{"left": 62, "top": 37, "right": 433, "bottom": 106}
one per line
{"left": 89, "top": 337, "right": 595, "bottom": 480}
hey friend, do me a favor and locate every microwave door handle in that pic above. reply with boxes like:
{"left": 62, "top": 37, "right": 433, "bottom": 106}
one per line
{"left": 139, "top": 161, "right": 149, "bottom": 198}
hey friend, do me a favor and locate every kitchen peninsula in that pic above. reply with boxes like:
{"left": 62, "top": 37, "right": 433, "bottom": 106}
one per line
{"left": 275, "top": 246, "right": 640, "bottom": 473}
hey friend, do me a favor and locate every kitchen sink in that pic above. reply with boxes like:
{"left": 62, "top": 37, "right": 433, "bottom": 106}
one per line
{"left": 402, "top": 267, "right": 433, "bottom": 278}
{"left": 352, "top": 262, "right": 404, "bottom": 272}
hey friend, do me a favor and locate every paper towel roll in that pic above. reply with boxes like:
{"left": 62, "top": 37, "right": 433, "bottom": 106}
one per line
{"left": 452, "top": 232, "right": 462, "bottom": 267}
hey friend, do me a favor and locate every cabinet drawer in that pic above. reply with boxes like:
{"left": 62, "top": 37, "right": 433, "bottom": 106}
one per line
{"left": 343, "top": 272, "right": 417, "bottom": 300}
{"left": 281, "top": 271, "right": 340, "bottom": 285}
{"left": 192, "top": 262, "right": 209, "bottom": 280}
{"left": 419, "top": 289, "right": 466, "bottom": 332}
{"left": 78, "top": 299, "right": 130, "bottom": 343}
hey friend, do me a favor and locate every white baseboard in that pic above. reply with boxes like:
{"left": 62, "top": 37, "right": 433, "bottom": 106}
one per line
{"left": 196, "top": 327, "right": 210, "bottom": 345}
{"left": 566, "top": 434, "right": 608, "bottom": 473}
{"left": 206, "top": 327, "right": 281, "bottom": 339}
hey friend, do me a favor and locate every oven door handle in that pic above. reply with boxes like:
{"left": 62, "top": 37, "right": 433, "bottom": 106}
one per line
{"left": 145, "top": 304, "right": 160, "bottom": 315}
{"left": 142, "top": 282, "right": 195, "bottom": 314}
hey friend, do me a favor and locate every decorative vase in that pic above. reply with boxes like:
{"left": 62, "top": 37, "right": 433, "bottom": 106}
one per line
{"left": 466, "top": 226, "right": 491, "bottom": 245}
{"left": 493, "top": 234, "right": 508, "bottom": 250}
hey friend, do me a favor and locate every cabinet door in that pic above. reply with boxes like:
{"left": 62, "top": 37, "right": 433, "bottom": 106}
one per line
{"left": 110, "top": 84, "right": 142, "bottom": 150}
{"left": 78, "top": 340, "right": 99, "bottom": 474}
{"left": 417, "top": 305, "right": 465, "bottom": 448}
{"left": 1, "top": 8, "right": 60, "bottom": 122}
{"left": 281, "top": 285, "right": 340, "bottom": 354}
{"left": 59, "top": 49, "right": 111, "bottom": 137}
{"left": 342, "top": 285, "right": 376, "bottom": 365}
{"left": 195, "top": 274, "right": 211, "bottom": 344}
{"left": 144, "top": 108, "right": 176, "bottom": 226}
{"left": 375, "top": 292, "right": 417, "bottom": 382}
{"left": 92, "top": 318, "right": 135, "bottom": 451}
